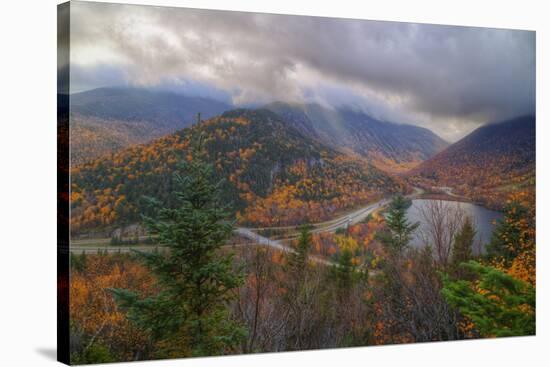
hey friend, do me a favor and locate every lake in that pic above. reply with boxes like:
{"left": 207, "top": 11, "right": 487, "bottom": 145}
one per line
{"left": 405, "top": 199, "right": 503, "bottom": 254}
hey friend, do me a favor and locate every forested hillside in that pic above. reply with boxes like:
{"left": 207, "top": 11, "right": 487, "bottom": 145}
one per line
{"left": 408, "top": 115, "right": 535, "bottom": 209}
{"left": 70, "top": 115, "right": 158, "bottom": 165}
{"left": 62, "top": 7, "right": 538, "bottom": 364}
{"left": 71, "top": 108, "right": 405, "bottom": 234}
{"left": 67, "top": 89, "right": 449, "bottom": 169}
{"left": 68, "top": 88, "right": 231, "bottom": 163}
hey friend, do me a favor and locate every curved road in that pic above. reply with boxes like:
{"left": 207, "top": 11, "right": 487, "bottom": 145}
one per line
{"left": 70, "top": 189, "right": 423, "bottom": 265}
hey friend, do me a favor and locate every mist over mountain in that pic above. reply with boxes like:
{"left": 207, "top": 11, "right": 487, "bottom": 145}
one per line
{"left": 68, "top": 87, "right": 449, "bottom": 170}
{"left": 266, "top": 102, "right": 448, "bottom": 172}
{"left": 63, "top": 4, "right": 537, "bottom": 355}
{"left": 71, "top": 2, "right": 535, "bottom": 141}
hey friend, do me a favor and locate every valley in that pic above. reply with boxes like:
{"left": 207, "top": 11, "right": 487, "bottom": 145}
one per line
{"left": 408, "top": 115, "right": 535, "bottom": 210}
{"left": 66, "top": 94, "right": 536, "bottom": 362}
{"left": 69, "top": 107, "right": 409, "bottom": 235}
{"left": 68, "top": 94, "right": 535, "bottom": 259}
{"left": 62, "top": 8, "right": 537, "bottom": 363}
{"left": 70, "top": 193, "right": 394, "bottom": 255}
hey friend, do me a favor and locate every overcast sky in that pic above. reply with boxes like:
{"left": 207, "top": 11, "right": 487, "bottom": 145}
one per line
{"left": 67, "top": 1, "right": 535, "bottom": 141}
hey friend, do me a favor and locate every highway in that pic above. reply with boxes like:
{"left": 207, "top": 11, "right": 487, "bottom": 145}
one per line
{"left": 70, "top": 188, "right": 424, "bottom": 264}
{"left": 70, "top": 197, "right": 389, "bottom": 267}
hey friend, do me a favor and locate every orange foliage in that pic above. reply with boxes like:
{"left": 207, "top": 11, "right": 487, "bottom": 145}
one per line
{"left": 70, "top": 255, "right": 155, "bottom": 359}
{"left": 239, "top": 158, "right": 402, "bottom": 227}
{"left": 493, "top": 191, "right": 536, "bottom": 286}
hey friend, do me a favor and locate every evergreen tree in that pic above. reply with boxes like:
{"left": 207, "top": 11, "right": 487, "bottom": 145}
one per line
{"left": 281, "top": 224, "right": 319, "bottom": 350}
{"left": 442, "top": 261, "right": 535, "bottom": 337}
{"left": 450, "top": 217, "right": 475, "bottom": 278}
{"left": 71, "top": 341, "right": 114, "bottom": 364}
{"left": 286, "top": 225, "right": 313, "bottom": 280}
{"left": 486, "top": 200, "right": 533, "bottom": 265}
{"left": 377, "top": 195, "right": 419, "bottom": 255}
{"left": 70, "top": 251, "right": 87, "bottom": 272}
{"left": 282, "top": 224, "right": 313, "bottom": 317}
{"left": 332, "top": 234, "right": 364, "bottom": 294}
{"left": 335, "top": 249, "right": 354, "bottom": 291}
{"left": 110, "top": 137, "right": 245, "bottom": 358}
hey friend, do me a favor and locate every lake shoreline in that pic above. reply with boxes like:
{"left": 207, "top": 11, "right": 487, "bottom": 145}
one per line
{"left": 406, "top": 198, "right": 503, "bottom": 253}
{"left": 417, "top": 191, "right": 502, "bottom": 213}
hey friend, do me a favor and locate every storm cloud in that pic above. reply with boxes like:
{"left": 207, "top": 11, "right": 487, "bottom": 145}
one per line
{"left": 69, "top": 2, "right": 535, "bottom": 141}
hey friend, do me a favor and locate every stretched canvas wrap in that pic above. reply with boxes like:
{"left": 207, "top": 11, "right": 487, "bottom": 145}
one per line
{"left": 58, "top": 1, "right": 536, "bottom": 364}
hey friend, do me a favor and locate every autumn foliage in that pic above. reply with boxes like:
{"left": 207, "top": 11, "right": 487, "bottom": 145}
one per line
{"left": 66, "top": 109, "right": 536, "bottom": 361}
{"left": 70, "top": 109, "right": 404, "bottom": 234}
{"left": 69, "top": 254, "right": 155, "bottom": 363}
{"left": 408, "top": 115, "right": 535, "bottom": 210}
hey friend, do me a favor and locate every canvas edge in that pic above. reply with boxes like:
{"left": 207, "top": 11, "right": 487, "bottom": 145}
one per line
{"left": 58, "top": 1, "right": 71, "bottom": 365}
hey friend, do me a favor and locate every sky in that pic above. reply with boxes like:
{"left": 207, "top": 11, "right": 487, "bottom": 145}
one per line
{"left": 66, "top": 1, "right": 535, "bottom": 141}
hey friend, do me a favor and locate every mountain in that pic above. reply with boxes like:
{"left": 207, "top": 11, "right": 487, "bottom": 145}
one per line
{"left": 69, "top": 115, "right": 160, "bottom": 165}
{"left": 69, "top": 89, "right": 447, "bottom": 169}
{"left": 69, "top": 87, "right": 231, "bottom": 164}
{"left": 408, "top": 115, "right": 535, "bottom": 209}
{"left": 71, "top": 87, "right": 231, "bottom": 128}
{"left": 265, "top": 102, "right": 448, "bottom": 172}
{"left": 70, "top": 108, "right": 405, "bottom": 235}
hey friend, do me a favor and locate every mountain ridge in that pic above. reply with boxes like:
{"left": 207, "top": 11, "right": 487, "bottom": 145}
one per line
{"left": 265, "top": 101, "right": 448, "bottom": 172}
{"left": 68, "top": 87, "right": 232, "bottom": 164}
{"left": 67, "top": 88, "right": 449, "bottom": 170}
{"left": 71, "top": 87, "right": 231, "bottom": 128}
{"left": 408, "top": 115, "right": 535, "bottom": 209}
{"left": 70, "top": 108, "right": 405, "bottom": 234}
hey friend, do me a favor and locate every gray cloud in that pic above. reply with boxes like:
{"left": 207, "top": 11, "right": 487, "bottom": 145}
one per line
{"left": 69, "top": 2, "right": 535, "bottom": 141}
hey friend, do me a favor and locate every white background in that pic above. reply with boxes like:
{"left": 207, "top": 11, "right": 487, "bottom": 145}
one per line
{"left": 0, "top": 0, "right": 547, "bottom": 366}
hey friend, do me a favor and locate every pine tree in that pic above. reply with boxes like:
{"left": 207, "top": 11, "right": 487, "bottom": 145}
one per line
{"left": 377, "top": 195, "right": 419, "bottom": 255}
{"left": 110, "top": 136, "right": 245, "bottom": 358}
{"left": 335, "top": 249, "right": 354, "bottom": 291}
{"left": 332, "top": 234, "right": 362, "bottom": 294}
{"left": 486, "top": 200, "right": 533, "bottom": 265}
{"left": 286, "top": 225, "right": 312, "bottom": 281}
{"left": 450, "top": 217, "right": 475, "bottom": 278}
{"left": 70, "top": 251, "right": 87, "bottom": 273}
{"left": 442, "top": 261, "right": 535, "bottom": 337}
{"left": 281, "top": 224, "right": 316, "bottom": 350}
